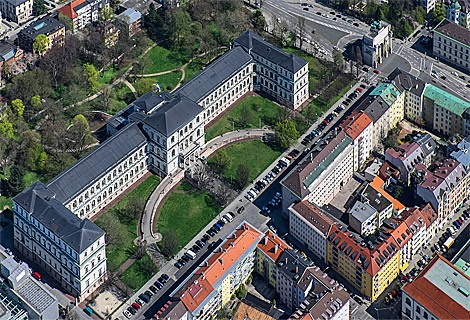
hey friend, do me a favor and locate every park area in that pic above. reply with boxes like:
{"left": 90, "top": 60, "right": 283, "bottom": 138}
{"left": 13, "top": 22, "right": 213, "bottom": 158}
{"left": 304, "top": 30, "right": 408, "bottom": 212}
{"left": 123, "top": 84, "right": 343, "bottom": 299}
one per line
{"left": 94, "top": 175, "right": 160, "bottom": 287}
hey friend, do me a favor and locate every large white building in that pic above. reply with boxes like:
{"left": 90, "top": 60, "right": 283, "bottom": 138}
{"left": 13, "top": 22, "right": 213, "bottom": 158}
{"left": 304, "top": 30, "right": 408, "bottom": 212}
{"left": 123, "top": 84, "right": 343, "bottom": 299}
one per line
{"left": 362, "top": 21, "right": 393, "bottom": 68}
{"left": 433, "top": 19, "right": 470, "bottom": 72}
{"left": 58, "top": 0, "right": 109, "bottom": 31}
{"left": 0, "top": 0, "right": 32, "bottom": 24}
{"left": 446, "top": 0, "right": 470, "bottom": 30}
{"left": 288, "top": 200, "right": 336, "bottom": 262}
{"left": 12, "top": 181, "right": 107, "bottom": 303}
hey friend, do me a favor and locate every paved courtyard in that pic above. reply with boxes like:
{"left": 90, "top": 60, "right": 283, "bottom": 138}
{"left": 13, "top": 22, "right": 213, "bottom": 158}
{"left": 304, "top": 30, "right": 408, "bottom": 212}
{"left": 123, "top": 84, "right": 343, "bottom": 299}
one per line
{"left": 90, "top": 289, "right": 125, "bottom": 318}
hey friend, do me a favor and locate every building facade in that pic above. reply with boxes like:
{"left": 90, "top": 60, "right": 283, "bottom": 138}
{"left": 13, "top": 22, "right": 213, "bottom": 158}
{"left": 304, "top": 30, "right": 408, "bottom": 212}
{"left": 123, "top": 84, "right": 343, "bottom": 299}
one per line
{"left": 58, "top": 0, "right": 109, "bottom": 31}
{"left": 288, "top": 201, "right": 335, "bottom": 262}
{"left": 433, "top": 19, "right": 470, "bottom": 72}
{"left": 255, "top": 230, "right": 290, "bottom": 287}
{"left": 12, "top": 181, "right": 107, "bottom": 303}
{"left": 446, "top": 0, "right": 470, "bottom": 30}
{"left": 115, "top": 8, "right": 141, "bottom": 37}
{"left": 18, "top": 15, "right": 65, "bottom": 53}
{"left": 0, "top": 0, "right": 32, "bottom": 24}
{"left": 362, "top": 21, "right": 393, "bottom": 68}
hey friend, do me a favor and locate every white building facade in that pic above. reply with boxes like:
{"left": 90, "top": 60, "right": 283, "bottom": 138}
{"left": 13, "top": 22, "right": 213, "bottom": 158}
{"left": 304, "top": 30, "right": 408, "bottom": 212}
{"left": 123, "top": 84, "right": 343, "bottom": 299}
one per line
{"left": 0, "top": 0, "right": 32, "bottom": 24}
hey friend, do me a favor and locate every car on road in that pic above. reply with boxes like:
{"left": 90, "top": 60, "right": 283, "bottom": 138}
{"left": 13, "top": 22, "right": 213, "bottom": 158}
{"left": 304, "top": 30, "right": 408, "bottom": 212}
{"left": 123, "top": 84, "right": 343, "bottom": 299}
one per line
{"left": 322, "top": 13, "right": 328, "bottom": 17}
{"left": 316, "top": 11, "right": 321, "bottom": 15}
{"left": 330, "top": 11, "right": 335, "bottom": 14}
{"left": 356, "top": 87, "right": 363, "bottom": 92}
{"left": 132, "top": 302, "right": 141, "bottom": 310}
{"left": 452, "top": 71, "right": 458, "bottom": 76}
{"left": 303, "top": 7, "right": 309, "bottom": 10}
{"left": 360, "top": 84, "right": 367, "bottom": 89}
{"left": 353, "top": 22, "right": 359, "bottom": 26}
{"left": 373, "top": 69, "right": 380, "bottom": 74}
{"left": 149, "top": 285, "right": 158, "bottom": 293}
{"left": 196, "top": 240, "right": 204, "bottom": 247}
{"left": 460, "top": 75, "right": 466, "bottom": 80}
{"left": 245, "top": 193, "right": 253, "bottom": 201}
{"left": 441, "top": 75, "right": 446, "bottom": 80}
{"left": 237, "top": 206, "right": 245, "bottom": 214}
{"left": 336, "top": 14, "right": 342, "bottom": 18}
{"left": 301, "top": 2, "right": 308, "bottom": 5}
{"left": 277, "top": 18, "right": 281, "bottom": 23}
{"left": 124, "top": 309, "right": 132, "bottom": 318}
{"left": 174, "top": 261, "right": 183, "bottom": 269}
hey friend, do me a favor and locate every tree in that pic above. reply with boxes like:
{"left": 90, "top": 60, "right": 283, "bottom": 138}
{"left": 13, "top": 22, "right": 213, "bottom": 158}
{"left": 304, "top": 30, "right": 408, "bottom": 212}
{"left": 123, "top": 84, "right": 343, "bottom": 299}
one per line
{"left": 139, "top": 254, "right": 157, "bottom": 274}
{"left": 252, "top": 9, "right": 266, "bottom": 34}
{"left": 212, "top": 150, "right": 231, "bottom": 174}
{"left": 415, "top": 116, "right": 425, "bottom": 127}
{"left": 135, "top": 78, "right": 155, "bottom": 97}
{"left": 98, "top": 5, "right": 114, "bottom": 22}
{"left": 160, "top": 229, "right": 179, "bottom": 257}
{"left": 30, "top": 95, "right": 42, "bottom": 114}
{"left": 68, "top": 114, "right": 92, "bottom": 157}
{"left": 83, "top": 63, "right": 99, "bottom": 92}
{"left": 305, "top": 105, "right": 316, "bottom": 123}
{"left": 58, "top": 12, "right": 73, "bottom": 31}
{"left": 217, "top": 183, "right": 232, "bottom": 205}
{"left": 0, "top": 134, "right": 17, "bottom": 177}
{"left": 296, "top": 16, "right": 306, "bottom": 49}
{"left": 125, "top": 195, "right": 144, "bottom": 221}
{"left": 33, "top": 34, "right": 50, "bottom": 56}
{"left": 3, "top": 165, "right": 25, "bottom": 197}
{"left": 276, "top": 106, "right": 292, "bottom": 123}
{"left": 99, "top": 86, "right": 114, "bottom": 112}
{"left": 0, "top": 115, "right": 13, "bottom": 139}
{"left": 413, "top": 6, "right": 426, "bottom": 25}
{"left": 193, "top": 164, "right": 211, "bottom": 189}
{"left": 332, "top": 49, "right": 344, "bottom": 68}
{"left": 236, "top": 163, "right": 249, "bottom": 189}
{"left": 9, "top": 99, "right": 25, "bottom": 125}
{"left": 401, "top": 19, "right": 414, "bottom": 37}
{"left": 33, "top": 0, "right": 47, "bottom": 16}
{"left": 375, "top": 6, "right": 384, "bottom": 21}
{"left": 168, "top": 9, "right": 192, "bottom": 46}
{"left": 276, "top": 120, "right": 300, "bottom": 149}
{"left": 432, "top": 3, "right": 445, "bottom": 23}
{"left": 95, "top": 213, "right": 125, "bottom": 246}
{"left": 239, "top": 104, "right": 252, "bottom": 127}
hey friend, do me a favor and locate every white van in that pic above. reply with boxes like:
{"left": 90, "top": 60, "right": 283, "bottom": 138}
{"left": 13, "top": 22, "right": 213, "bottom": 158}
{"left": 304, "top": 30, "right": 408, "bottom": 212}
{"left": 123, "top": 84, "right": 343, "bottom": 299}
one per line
{"left": 247, "top": 190, "right": 256, "bottom": 198}
{"left": 224, "top": 213, "right": 234, "bottom": 222}
{"left": 186, "top": 250, "right": 197, "bottom": 260}
{"left": 281, "top": 157, "right": 290, "bottom": 165}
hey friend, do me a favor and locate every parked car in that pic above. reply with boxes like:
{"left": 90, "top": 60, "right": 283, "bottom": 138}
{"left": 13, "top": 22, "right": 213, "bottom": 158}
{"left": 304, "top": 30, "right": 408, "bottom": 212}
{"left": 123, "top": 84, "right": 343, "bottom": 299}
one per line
{"left": 174, "top": 261, "right": 183, "bottom": 269}
{"left": 196, "top": 240, "right": 205, "bottom": 247}
{"left": 123, "top": 309, "right": 132, "bottom": 318}
{"left": 149, "top": 285, "right": 158, "bottom": 293}
{"left": 127, "top": 306, "right": 137, "bottom": 315}
{"left": 132, "top": 302, "right": 141, "bottom": 310}
{"left": 356, "top": 87, "right": 363, "bottom": 92}
{"left": 139, "top": 294, "right": 150, "bottom": 303}
{"left": 192, "top": 245, "right": 200, "bottom": 253}
{"left": 202, "top": 234, "right": 211, "bottom": 242}
{"left": 154, "top": 281, "right": 163, "bottom": 290}
{"left": 237, "top": 207, "right": 244, "bottom": 215}
{"left": 158, "top": 276, "right": 167, "bottom": 284}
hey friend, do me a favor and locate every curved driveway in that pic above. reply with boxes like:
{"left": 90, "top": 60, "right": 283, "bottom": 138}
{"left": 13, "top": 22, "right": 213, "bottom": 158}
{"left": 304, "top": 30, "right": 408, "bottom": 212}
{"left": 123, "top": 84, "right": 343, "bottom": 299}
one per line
{"left": 140, "top": 128, "right": 274, "bottom": 244}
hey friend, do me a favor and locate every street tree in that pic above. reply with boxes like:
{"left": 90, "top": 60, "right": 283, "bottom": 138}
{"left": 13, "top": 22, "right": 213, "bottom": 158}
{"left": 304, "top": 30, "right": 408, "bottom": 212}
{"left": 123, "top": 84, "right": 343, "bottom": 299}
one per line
{"left": 236, "top": 163, "right": 249, "bottom": 189}
{"left": 193, "top": 164, "right": 211, "bottom": 189}
{"left": 305, "top": 105, "right": 316, "bottom": 124}
{"left": 161, "top": 229, "right": 179, "bottom": 257}
{"left": 275, "top": 120, "right": 299, "bottom": 149}
{"left": 217, "top": 182, "right": 232, "bottom": 205}
{"left": 33, "top": 34, "right": 50, "bottom": 56}
{"left": 296, "top": 16, "right": 306, "bottom": 50}
{"left": 332, "top": 49, "right": 344, "bottom": 68}
{"left": 212, "top": 150, "right": 231, "bottom": 174}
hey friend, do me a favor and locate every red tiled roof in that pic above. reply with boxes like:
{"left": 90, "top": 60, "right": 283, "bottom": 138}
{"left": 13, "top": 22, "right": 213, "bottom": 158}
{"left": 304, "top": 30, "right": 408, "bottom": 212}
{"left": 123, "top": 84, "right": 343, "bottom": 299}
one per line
{"left": 378, "top": 161, "right": 400, "bottom": 182}
{"left": 57, "top": 0, "right": 86, "bottom": 19}
{"left": 339, "top": 111, "right": 373, "bottom": 140}
{"left": 402, "top": 254, "right": 470, "bottom": 320}
{"left": 257, "top": 230, "right": 290, "bottom": 262}
{"left": 179, "top": 275, "right": 213, "bottom": 313}
{"left": 416, "top": 159, "right": 462, "bottom": 190}
{"left": 290, "top": 200, "right": 335, "bottom": 236}
{"left": 389, "top": 220, "right": 412, "bottom": 248}
{"left": 419, "top": 203, "right": 438, "bottom": 228}
{"left": 386, "top": 142, "right": 420, "bottom": 160}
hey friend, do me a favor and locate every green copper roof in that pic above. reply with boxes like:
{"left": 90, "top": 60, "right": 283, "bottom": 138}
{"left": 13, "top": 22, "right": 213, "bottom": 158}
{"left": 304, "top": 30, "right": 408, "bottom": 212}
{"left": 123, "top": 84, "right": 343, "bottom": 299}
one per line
{"left": 423, "top": 85, "right": 470, "bottom": 116}
{"left": 369, "top": 82, "right": 400, "bottom": 106}
{"left": 302, "top": 135, "right": 353, "bottom": 188}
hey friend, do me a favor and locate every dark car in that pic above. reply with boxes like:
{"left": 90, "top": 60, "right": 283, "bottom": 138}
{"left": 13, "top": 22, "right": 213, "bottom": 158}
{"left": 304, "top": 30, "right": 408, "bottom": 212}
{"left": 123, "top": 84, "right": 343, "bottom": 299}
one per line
{"left": 441, "top": 75, "right": 446, "bottom": 80}
{"left": 149, "top": 285, "right": 158, "bottom": 293}
{"left": 360, "top": 84, "right": 367, "bottom": 89}
{"left": 158, "top": 276, "right": 166, "bottom": 284}
{"left": 174, "top": 261, "right": 182, "bottom": 268}
{"left": 202, "top": 234, "right": 210, "bottom": 242}
{"left": 181, "top": 255, "right": 190, "bottom": 262}
{"left": 292, "top": 149, "right": 300, "bottom": 156}
{"left": 139, "top": 294, "right": 150, "bottom": 303}
{"left": 192, "top": 245, "right": 200, "bottom": 252}
{"left": 303, "top": 7, "right": 309, "bottom": 10}
{"left": 196, "top": 240, "right": 205, "bottom": 247}
{"left": 237, "top": 206, "right": 245, "bottom": 214}
{"left": 128, "top": 306, "right": 137, "bottom": 315}
{"left": 217, "top": 219, "right": 225, "bottom": 227}
{"left": 210, "top": 227, "right": 219, "bottom": 234}
{"left": 154, "top": 281, "right": 163, "bottom": 290}
{"left": 316, "top": 11, "right": 321, "bottom": 15}
{"left": 162, "top": 274, "right": 169, "bottom": 280}
{"left": 207, "top": 229, "right": 215, "bottom": 237}
{"left": 353, "top": 22, "right": 359, "bottom": 26}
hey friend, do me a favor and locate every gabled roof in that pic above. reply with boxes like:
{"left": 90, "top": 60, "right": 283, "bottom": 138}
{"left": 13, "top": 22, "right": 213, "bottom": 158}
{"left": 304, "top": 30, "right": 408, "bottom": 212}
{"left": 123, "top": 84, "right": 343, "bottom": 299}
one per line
{"left": 290, "top": 201, "right": 335, "bottom": 236}
{"left": 434, "top": 19, "right": 470, "bottom": 47}
{"left": 339, "top": 111, "right": 373, "bottom": 140}
{"left": 357, "top": 96, "right": 390, "bottom": 123}
{"left": 141, "top": 93, "right": 204, "bottom": 136}
{"left": 13, "top": 181, "right": 105, "bottom": 253}
{"left": 235, "top": 30, "right": 308, "bottom": 73}
{"left": 118, "top": 8, "right": 142, "bottom": 24}
{"left": 58, "top": 0, "right": 87, "bottom": 19}
{"left": 387, "top": 68, "right": 427, "bottom": 96}
{"left": 174, "top": 47, "right": 252, "bottom": 103}
{"left": 257, "top": 230, "right": 291, "bottom": 262}
{"left": 47, "top": 122, "right": 147, "bottom": 203}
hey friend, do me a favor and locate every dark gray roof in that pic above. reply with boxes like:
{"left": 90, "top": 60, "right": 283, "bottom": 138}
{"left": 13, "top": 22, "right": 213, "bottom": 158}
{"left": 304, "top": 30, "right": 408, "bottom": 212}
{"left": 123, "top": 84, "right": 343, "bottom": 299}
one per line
{"left": 4, "top": 0, "right": 30, "bottom": 6}
{"left": 13, "top": 181, "right": 105, "bottom": 253}
{"left": 277, "top": 249, "right": 309, "bottom": 281}
{"left": 134, "top": 91, "right": 169, "bottom": 113}
{"left": 362, "top": 184, "right": 392, "bottom": 213}
{"left": 235, "top": 30, "right": 308, "bottom": 73}
{"left": 141, "top": 93, "right": 204, "bottom": 136}
{"left": 174, "top": 47, "right": 252, "bottom": 103}
{"left": 387, "top": 68, "right": 427, "bottom": 96}
{"left": 47, "top": 122, "right": 147, "bottom": 203}
{"left": 357, "top": 96, "right": 389, "bottom": 123}
{"left": 416, "top": 133, "right": 436, "bottom": 158}
{"left": 19, "top": 15, "right": 64, "bottom": 43}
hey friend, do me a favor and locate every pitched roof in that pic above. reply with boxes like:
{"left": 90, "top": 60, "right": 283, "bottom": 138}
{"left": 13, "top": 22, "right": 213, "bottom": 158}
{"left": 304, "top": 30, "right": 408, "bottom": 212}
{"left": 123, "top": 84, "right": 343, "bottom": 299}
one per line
{"left": 339, "top": 111, "right": 373, "bottom": 140}
{"left": 423, "top": 84, "right": 470, "bottom": 117}
{"left": 257, "top": 230, "right": 291, "bottom": 262}
{"left": 141, "top": 93, "right": 204, "bottom": 136}
{"left": 369, "top": 82, "right": 400, "bottom": 106}
{"left": 386, "top": 68, "right": 427, "bottom": 96}
{"left": 19, "top": 15, "right": 64, "bottom": 43}
{"left": 235, "top": 30, "right": 308, "bottom": 73}
{"left": 47, "top": 122, "right": 147, "bottom": 203}
{"left": 118, "top": 8, "right": 141, "bottom": 24}
{"left": 232, "top": 302, "right": 275, "bottom": 320}
{"left": 58, "top": 0, "right": 86, "bottom": 19}
{"left": 378, "top": 161, "right": 400, "bottom": 182}
{"left": 13, "top": 181, "right": 105, "bottom": 253}
{"left": 290, "top": 201, "right": 335, "bottom": 236}
{"left": 402, "top": 254, "right": 470, "bottom": 320}
{"left": 386, "top": 142, "right": 420, "bottom": 161}
{"left": 357, "top": 96, "right": 390, "bottom": 123}
{"left": 434, "top": 19, "right": 470, "bottom": 47}
{"left": 415, "top": 159, "right": 465, "bottom": 194}
{"left": 174, "top": 46, "right": 252, "bottom": 103}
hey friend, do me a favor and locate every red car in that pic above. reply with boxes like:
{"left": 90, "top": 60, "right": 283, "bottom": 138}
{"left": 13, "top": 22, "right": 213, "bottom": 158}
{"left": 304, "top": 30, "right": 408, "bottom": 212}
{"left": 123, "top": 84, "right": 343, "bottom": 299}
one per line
{"left": 323, "top": 119, "right": 329, "bottom": 125}
{"left": 373, "top": 69, "right": 380, "bottom": 74}
{"left": 356, "top": 87, "right": 363, "bottom": 92}
{"left": 132, "top": 303, "right": 140, "bottom": 310}
{"left": 32, "top": 272, "right": 42, "bottom": 281}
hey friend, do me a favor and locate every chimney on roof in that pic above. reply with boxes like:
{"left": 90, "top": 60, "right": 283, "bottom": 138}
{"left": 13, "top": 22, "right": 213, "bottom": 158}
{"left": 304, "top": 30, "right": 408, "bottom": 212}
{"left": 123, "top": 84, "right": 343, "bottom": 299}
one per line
{"left": 286, "top": 257, "right": 288, "bottom": 264}
{"left": 202, "top": 272, "right": 205, "bottom": 279}
{"left": 275, "top": 244, "right": 278, "bottom": 254}
{"left": 219, "top": 258, "right": 223, "bottom": 265}
{"left": 295, "top": 266, "right": 298, "bottom": 274}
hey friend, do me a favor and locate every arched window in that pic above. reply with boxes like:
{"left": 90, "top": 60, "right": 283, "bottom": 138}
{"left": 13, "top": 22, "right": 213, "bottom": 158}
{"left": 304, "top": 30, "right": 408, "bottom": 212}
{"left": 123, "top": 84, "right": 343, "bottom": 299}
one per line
{"left": 86, "top": 205, "right": 90, "bottom": 212}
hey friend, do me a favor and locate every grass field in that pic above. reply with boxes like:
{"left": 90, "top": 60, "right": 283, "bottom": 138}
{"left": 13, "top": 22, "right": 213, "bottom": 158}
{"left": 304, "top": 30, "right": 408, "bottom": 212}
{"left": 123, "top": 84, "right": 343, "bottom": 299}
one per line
{"left": 209, "top": 140, "right": 282, "bottom": 188}
{"left": 145, "top": 71, "right": 182, "bottom": 92}
{"left": 144, "top": 46, "right": 185, "bottom": 74}
{"left": 94, "top": 175, "right": 160, "bottom": 272}
{"left": 119, "top": 253, "right": 157, "bottom": 290}
{"left": 156, "top": 191, "right": 223, "bottom": 251}
{"left": 184, "top": 59, "right": 204, "bottom": 82}
{"left": 205, "top": 96, "right": 281, "bottom": 141}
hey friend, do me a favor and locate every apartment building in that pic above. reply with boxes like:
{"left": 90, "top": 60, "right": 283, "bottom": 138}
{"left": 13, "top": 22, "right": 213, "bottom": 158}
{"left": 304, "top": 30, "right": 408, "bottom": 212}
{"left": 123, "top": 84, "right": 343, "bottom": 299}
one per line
{"left": 446, "top": 0, "right": 470, "bottom": 30}
{"left": 362, "top": 21, "right": 393, "bottom": 67}
{"left": 281, "top": 130, "right": 354, "bottom": 213}
{"left": 416, "top": 0, "right": 436, "bottom": 13}
{"left": 349, "top": 200, "right": 379, "bottom": 237}
{"left": 415, "top": 158, "right": 469, "bottom": 227}
{"left": 12, "top": 181, "right": 107, "bottom": 303}
{"left": 385, "top": 134, "right": 436, "bottom": 184}
{"left": 58, "top": 0, "right": 109, "bottom": 31}
{"left": 18, "top": 15, "right": 65, "bottom": 53}
{"left": 389, "top": 219, "right": 413, "bottom": 271}
{"left": 387, "top": 68, "right": 427, "bottom": 121}
{"left": 327, "top": 224, "right": 400, "bottom": 301}
{"left": 362, "top": 183, "right": 394, "bottom": 227}
{"left": 339, "top": 111, "right": 374, "bottom": 171}
{"left": 402, "top": 254, "right": 470, "bottom": 320}
{"left": 256, "top": 230, "right": 291, "bottom": 287}
{"left": 163, "top": 222, "right": 263, "bottom": 320}
{"left": 0, "top": 0, "right": 32, "bottom": 24}
{"left": 433, "top": 19, "right": 470, "bottom": 72}
{"left": 370, "top": 176, "right": 406, "bottom": 214}
{"left": 288, "top": 200, "right": 336, "bottom": 262}
{"left": 234, "top": 31, "right": 309, "bottom": 110}
{"left": 450, "top": 135, "right": 470, "bottom": 170}
{"left": 115, "top": 8, "right": 141, "bottom": 37}
{"left": 97, "top": 22, "right": 119, "bottom": 48}
{"left": 0, "top": 41, "right": 23, "bottom": 70}
{"left": 0, "top": 246, "right": 59, "bottom": 320}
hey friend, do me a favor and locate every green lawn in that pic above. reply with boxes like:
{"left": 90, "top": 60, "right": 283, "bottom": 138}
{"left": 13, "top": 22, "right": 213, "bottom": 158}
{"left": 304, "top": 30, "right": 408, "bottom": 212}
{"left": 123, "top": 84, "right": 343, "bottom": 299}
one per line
{"left": 0, "top": 196, "right": 12, "bottom": 211}
{"left": 94, "top": 175, "right": 160, "bottom": 272}
{"left": 144, "top": 46, "right": 185, "bottom": 74}
{"left": 205, "top": 96, "right": 281, "bottom": 141}
{"left": 119, "top": 253, "right": 158, "bottom": 290}
{"left": 156, "top": 191, "right": 223, "bottom": 251}
{"left": 209, "top": 140, "right": 282, "bottom": 188}
{"left": 184, "top": 59, "right": 204, "bottom": 82}
{"left": 145, "top": 71, "right": 182, "bottom": 92}
{"left": 176, "top": 180, "right": 195, "bottom": 191}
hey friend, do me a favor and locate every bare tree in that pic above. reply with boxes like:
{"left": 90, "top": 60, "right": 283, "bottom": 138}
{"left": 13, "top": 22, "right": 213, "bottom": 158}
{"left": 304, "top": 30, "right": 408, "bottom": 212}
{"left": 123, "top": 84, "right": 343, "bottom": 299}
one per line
{"left": 99, "top": 86, "right": 114, "bottom": 112}
{"left": 296, "top": 16, "right": 306, "bottom": 50}
{"left": 193, "top": 163, "right": 211, "bottom": 189}
{"left": 217, "top": 183, "right": 232, "bottom": 205}
{"left": 125, "top": 195, "right": 144, "bottom": 221}
{"left": 161, "top": 229, "right": 179, "bottom": 257}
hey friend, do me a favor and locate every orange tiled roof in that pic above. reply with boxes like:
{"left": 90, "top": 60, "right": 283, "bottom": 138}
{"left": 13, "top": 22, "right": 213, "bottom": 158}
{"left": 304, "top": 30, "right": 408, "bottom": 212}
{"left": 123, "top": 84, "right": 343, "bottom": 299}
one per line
{"left": 339, "top": 111, "right": 373, "bottom": 140}
{"left": 370, "top": 177, "right": 405, "bottom": 211}
{"left": 257, "top": 230, "right": 290, "bottom": 262}
{"left": 390, "top": 219, "right": 412, "bottom": 248}
{"left": 57, "top": 0, "right": 86, "bottom": 19}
